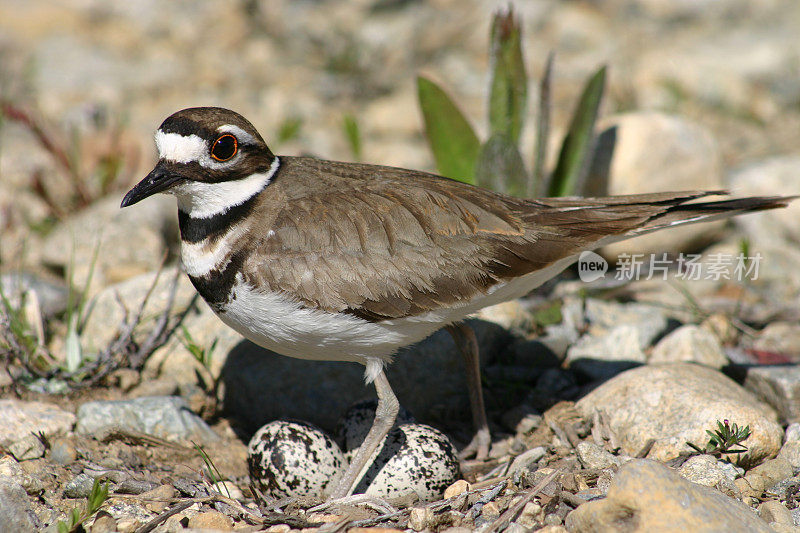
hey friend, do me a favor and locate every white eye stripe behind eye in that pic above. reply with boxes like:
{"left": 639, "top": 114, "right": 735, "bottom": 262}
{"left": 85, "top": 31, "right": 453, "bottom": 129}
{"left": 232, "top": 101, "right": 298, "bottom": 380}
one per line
{"left": 217, "top": 124, "right": 256, "bottom": 145}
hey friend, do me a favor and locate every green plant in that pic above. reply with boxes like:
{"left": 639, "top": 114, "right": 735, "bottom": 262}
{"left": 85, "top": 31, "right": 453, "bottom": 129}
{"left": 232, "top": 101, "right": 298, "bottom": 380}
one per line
{"left": 193, "top": 441, "right": 230, "bottom": 497}
{"left": 0, "top": 284, "right": 40, "bottom": 361}
{"left": 417, "top": 6, "right": 606, "bottom": 198}
{"left": 57, "top": 478, "right": 109, "bottom": 533}
{"left": 342, "top": 113, "right": 363, "bottom": 161}
{"left": 63, "top": 239, "right": 101, "bottom": 374}
{"left": 417, "top": 76, "right": 480, "bottom": 181}
{"left": 276, "top": 116, "right": 303, "bottom": 145}
{"left": 1, "top": 266, "right": 193, "bottom": 391}
{"left": 179, "top": 326, "right": 217, "bottom": 372}
{"left": 531, "top": 300, "right": 563, "bottom": 330}
{"left": 687, "top": 419, "right": 751, "bottom": 458}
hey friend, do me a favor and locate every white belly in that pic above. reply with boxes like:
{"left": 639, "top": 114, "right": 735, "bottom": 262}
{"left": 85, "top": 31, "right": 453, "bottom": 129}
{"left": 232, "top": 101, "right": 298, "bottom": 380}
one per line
{"left": 216, "top": 278, "right": 444, "bottom": 364}
{"left": 215, "top": 254, "right": 580, "bottom": 369}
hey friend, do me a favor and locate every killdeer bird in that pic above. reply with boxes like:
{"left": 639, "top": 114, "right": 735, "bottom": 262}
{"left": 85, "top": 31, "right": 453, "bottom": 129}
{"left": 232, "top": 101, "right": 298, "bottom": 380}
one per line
{"left": 122, "top": 107, "right": 791, "bottom": 499}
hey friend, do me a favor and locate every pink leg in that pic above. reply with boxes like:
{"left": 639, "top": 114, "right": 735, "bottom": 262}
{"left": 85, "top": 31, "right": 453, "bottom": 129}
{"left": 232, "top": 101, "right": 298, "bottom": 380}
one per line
{"left": 446, "top": 322, "right": 491, "bottom": 460}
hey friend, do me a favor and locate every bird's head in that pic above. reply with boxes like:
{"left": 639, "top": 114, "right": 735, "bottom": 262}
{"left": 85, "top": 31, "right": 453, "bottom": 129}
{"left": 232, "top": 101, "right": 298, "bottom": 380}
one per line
{"left": 121, "top": 107, "right": 277, "bottom": 217}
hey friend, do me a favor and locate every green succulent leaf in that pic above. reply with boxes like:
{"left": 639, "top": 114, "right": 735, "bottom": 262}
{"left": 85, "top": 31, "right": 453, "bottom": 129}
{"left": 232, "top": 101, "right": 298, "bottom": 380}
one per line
{"left": 342, "top": 113, "right": 362, "bottom": 161}
{"left": 65, "top": 315, "right": 82, "bottom": 373}
{"left": 548, "top": 65, "right": 606, "bottom": 197}
{"left": 532, "top": 52, "right": 554, "bottom": 197}
{"left": 488, "top": 7, "right": 527, "bottom": 144}
{"left": 276, "top": 116, "right": 303, "bottom": 145}
{"left": 417, "top": 75, "right": 480, "bottom": 183}
{"left": 475, "top": 133, "right": 528, "bottom": 197}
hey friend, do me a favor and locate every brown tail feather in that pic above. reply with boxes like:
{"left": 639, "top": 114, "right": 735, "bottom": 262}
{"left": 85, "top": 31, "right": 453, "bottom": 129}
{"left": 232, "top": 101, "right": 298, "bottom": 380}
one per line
{"left": 634, "top": 194, "right": 797, "bottom": 235}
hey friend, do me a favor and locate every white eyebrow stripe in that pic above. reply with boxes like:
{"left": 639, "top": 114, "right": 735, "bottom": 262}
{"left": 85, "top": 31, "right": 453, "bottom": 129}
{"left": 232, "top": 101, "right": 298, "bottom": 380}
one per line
{"left": 217, "top": 124, "right": 256, "bottom": 144}
{"left": 155, "top": 131, "right": 207, "bottom": 163}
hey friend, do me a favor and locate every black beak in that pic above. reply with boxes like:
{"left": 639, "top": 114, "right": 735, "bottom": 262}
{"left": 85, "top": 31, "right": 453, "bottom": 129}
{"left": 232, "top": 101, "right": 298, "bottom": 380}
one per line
{"left": 120, "top": 161, "right": 183, "bottom": 208}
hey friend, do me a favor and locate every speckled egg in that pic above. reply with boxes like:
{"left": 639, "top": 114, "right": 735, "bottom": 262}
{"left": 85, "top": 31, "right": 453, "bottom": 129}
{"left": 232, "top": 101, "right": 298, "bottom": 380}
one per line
{"left": 247, "top": 420, "right": 345, "bottom": 499}
{"left": 353, "top": 423, "right": 461, "bottom": 502}
{"left": 337, "top": 399, "right": 416, "bottom": 452}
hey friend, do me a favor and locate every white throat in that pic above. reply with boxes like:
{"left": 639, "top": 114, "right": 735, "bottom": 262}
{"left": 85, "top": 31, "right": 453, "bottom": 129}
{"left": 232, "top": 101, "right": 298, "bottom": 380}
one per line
{"left": 174, "top": 157, "right": 280, "bottom": 219}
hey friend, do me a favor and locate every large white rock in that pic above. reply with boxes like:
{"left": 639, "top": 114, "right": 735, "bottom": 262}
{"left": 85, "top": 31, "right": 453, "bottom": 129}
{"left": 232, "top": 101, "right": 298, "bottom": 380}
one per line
{"left": 586, "top": 112, "right": 725, "bottom": 257}
{"left": 566, "top": 459, "right": 771, "bottom": 532}
{"left": 726, "top": 155, "right": 800, "bottom": 246}
{"left": 575, "top": 363, "right": 782, "bottom": 462}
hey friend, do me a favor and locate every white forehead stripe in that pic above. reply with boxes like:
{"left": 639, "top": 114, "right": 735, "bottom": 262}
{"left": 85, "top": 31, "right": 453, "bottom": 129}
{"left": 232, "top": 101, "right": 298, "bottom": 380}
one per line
{"left": 155, "top": 131, "right": 207, "bottom": 163}
{"left": 173, "top": 156, "right": 280, "bottom": 219}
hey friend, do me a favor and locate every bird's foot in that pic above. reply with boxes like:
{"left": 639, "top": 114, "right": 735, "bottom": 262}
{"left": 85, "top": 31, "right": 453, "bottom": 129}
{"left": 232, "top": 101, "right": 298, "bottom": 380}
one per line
{"left": 458, "top": 427, "right": 491, "bottom": 461}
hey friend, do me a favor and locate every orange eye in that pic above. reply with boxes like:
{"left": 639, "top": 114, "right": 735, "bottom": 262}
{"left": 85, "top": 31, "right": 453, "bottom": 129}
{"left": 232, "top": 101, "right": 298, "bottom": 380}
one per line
{"left": 211, "top": 134, "right": 238, "bottom": 161}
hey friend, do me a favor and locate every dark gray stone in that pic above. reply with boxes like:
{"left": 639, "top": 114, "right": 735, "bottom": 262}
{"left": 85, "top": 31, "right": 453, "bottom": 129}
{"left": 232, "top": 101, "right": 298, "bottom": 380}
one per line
{"left": 63, "top": 473, "right": 95, "bottom": 499}
{"left": 221, "top": 319, "right": 512, "bottom": 433}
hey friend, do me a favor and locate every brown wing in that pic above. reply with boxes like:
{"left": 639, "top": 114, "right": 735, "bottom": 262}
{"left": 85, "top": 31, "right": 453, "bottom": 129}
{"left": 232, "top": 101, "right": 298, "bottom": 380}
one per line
{"left": 245, "top": 156, "right": 789, "bottom": 320}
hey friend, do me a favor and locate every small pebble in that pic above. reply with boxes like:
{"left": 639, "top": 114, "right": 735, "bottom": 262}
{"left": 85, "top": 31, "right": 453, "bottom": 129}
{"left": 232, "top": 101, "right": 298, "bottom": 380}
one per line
{"left": 516, "top": 501, "right": 543, "bottom": 528}
{"left": 508, "top": 447, "right": 546, "bottom": 476}
{"left": 576, "top": 442, "right": 624, "bottom": 470}
{"left": 505, "top": 523, "right": 529, "bottom": 533}
{"left": 544, "top": 512, "right": 563, "bottom": 525}
{"left": 63, "top": 473, "right": 96, "bottom": 498}
{"left": 187, "top": 510, "right": 232, "bottom": 530}
{"left": 443, "top": 479, "right": 470, "bottom": 499}
{"left": 211, "top": 480, "right": 243, "bottom": 500}
{"left": 349, "top": 529, "right": 404, "bottom": 533}
{"left": 481, "top": 501, "right": 501, "bottom": 518}
{"left": 759, "top": 500, "right": 793, "bottom": 525}
{"left": 408, "top": 507, "right": 434, "bottom": 531}
{"left": 745, "top": 457, "right": 793, "bottom": 493}
{"left": 49, "top": 438, "right": 77, "bottom": 466}
{"left": 90, "top": 512, "right": 117, "bottom": 533}
{"left": 140, "top": 484, "right": 176, "bottom": 513}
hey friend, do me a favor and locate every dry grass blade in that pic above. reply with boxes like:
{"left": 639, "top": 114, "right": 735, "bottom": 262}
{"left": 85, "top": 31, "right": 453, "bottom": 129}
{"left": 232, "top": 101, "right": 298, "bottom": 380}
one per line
{"left": 133, "top": 492, "right": 265, "bottom": 533}
{"left": 2, "top": 259, "right": 195, "bottom": 390}
{"left": 336, "top": 509, "right": 408, "bottom": 531}
{"left": 0, "top": 101, "right": 84, "bottom": 197}
{"left": 309, "top": 494, "right": 398, "bottom": 515}
{"left": 635, "top": 438, "right": 656, "bottom": 458}
{"left": 132, "top": 500, "right": 195, "bottom": 533}
{"left": 485, "top": 468, "right": 561, "bottom": 533}
{"left": 97, "top": 427, "right": 194, "bottom": 451}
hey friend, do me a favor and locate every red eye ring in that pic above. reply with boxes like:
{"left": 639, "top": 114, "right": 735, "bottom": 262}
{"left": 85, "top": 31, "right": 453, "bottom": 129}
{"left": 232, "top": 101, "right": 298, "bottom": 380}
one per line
{"left": 211, "top": 134, "right": 238, "bottom": 162}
